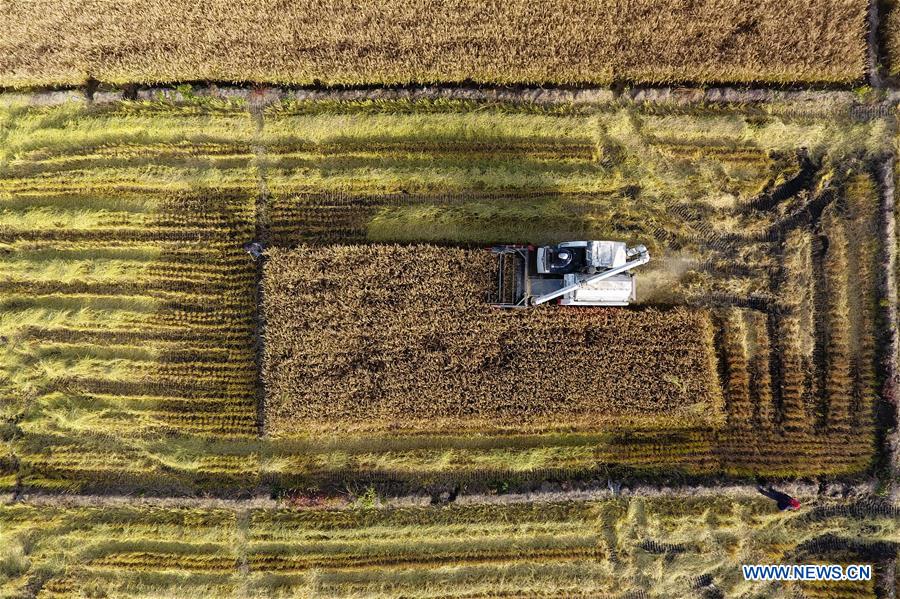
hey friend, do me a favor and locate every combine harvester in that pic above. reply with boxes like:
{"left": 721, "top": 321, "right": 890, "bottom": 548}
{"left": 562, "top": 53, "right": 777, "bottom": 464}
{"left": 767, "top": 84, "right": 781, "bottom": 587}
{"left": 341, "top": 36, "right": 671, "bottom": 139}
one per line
{"left": 489, "top": 241, "right": 650, "bottom": 308}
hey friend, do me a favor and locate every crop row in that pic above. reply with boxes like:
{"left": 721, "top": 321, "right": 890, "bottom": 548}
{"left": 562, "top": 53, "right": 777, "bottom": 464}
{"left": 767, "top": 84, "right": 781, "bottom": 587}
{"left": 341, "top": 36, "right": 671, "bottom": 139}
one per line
{"left": 3, "top": 497, "right": 894, "bottom": 598}
{"left": 822, "top": 210, "right": 855, "bottom": 434}
{"left": 720, "top": 310, "right": 753, "bottom": 431}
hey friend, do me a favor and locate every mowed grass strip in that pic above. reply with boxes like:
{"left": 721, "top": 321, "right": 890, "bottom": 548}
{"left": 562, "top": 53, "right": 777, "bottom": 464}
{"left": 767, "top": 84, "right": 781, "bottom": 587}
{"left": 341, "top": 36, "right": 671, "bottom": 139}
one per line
{"left": 0, "top": 0, "right": 866, "bottom": 87}
{"left": 262, "top": 244, "right": 722, "bottom": 437}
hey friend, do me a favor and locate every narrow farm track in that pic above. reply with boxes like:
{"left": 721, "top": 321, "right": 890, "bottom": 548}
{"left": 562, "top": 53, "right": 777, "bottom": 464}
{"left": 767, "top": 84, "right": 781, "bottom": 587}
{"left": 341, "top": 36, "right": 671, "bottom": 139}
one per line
{"left": 876, "top": 153, "right": 900, "bottom": 492}
{"left": 0, "top": 84, "right": 870, "bottom": 106}
{"left": 2, "top": 479, "right": 855, "bottom": 511}
{"left": 868, "top": 0, "right": 887, "bottom": 88}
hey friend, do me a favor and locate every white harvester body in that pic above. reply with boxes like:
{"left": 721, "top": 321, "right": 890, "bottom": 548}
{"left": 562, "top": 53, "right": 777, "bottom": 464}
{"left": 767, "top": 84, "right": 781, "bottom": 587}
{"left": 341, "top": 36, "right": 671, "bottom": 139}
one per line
{"left": 489, "top": 240, "right": 650, "bottom": 308}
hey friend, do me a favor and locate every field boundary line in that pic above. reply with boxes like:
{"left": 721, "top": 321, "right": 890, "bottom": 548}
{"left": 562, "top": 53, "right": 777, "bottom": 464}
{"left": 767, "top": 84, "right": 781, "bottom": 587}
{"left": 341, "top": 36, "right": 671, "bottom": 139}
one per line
{"left": 151, "top": 85, "right": 857, "bottom": 108}
{"left": 9, "top": 493, "right": 278, "bottom": 509}
{"left": 0, "top": 86, "right": 873, "bottom": 108}
{"left": 9, "top": 480, "right": 877, "bottom": 510}
{"left": 868, "top": 0, "right": 886, "bottom": 88}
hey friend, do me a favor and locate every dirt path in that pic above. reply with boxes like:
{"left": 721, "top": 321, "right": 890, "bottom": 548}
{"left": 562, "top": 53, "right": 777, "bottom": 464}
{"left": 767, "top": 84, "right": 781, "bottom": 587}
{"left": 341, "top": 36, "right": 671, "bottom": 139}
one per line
{"left": 6, "top": 477, "right": 880, "bottom": 510}
{"left": 869, "top": 0, "right": 887, "bottom": 88}
{"left": 0, "top": 85, "right": 866, "bottom": 108}
{"left": 5, "top": 492, "right": 277, "bottom": 509}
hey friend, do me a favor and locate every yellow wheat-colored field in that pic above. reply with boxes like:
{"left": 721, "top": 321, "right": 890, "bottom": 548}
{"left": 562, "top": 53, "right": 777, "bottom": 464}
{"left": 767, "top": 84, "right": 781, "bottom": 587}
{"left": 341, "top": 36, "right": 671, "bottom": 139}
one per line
{"left": 887, "top": 3, "right": 900, "bottom": 76}
{"left": 262, "top": 244, "right": 722, "bottom": 436}
{"left": 0, "top": 0, "right": 867, "bottom": 87}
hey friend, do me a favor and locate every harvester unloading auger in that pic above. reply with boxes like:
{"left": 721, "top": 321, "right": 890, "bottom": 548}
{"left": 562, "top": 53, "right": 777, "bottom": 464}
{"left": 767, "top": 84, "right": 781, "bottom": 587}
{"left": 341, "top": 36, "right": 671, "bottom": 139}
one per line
{"left": 489, "top": 241, "right": 650, "bottom": 308}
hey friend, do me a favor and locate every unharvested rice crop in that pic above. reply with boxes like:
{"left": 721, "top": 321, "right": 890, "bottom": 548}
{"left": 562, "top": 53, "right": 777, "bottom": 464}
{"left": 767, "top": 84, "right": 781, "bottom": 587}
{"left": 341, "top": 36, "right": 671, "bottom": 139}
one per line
{"left": 0, "top": 0, "right": 867, "bottom": 87}
{"left": 886, "top": 3, "right": 900, "bottom": 76}
{"left": 263, "top": 244, "right": 721, "bottom": 436}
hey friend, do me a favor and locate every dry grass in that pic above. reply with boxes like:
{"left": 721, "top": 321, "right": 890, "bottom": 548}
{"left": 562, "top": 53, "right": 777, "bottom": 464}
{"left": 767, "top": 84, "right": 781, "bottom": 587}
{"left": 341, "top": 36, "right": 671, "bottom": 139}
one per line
{"left": 4, "top": 498, "right": 896, "bottom": 599}
{"left": 0, "top": 0, "right": 867, "bottom": 87}
{"left": 262, "top": 244, "right": 722, "bottom": 437}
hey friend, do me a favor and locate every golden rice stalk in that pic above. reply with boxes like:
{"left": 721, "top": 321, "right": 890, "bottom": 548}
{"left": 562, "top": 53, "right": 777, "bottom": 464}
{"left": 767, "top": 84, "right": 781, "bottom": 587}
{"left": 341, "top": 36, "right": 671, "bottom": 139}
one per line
{"left": 0, "top": 0, "right": 867, "bottom": 87}
{"left": 262, "top": 244, "right": 721, "bottom": 436}
{"left": 887, "top": 4, "right": 900, "bottom": 76}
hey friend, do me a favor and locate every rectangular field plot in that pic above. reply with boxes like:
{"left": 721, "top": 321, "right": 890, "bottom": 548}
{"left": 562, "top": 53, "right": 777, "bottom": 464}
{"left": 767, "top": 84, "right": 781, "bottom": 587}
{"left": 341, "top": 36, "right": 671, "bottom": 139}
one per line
{"left": 259, "top": 101, "right": 888, "bottom": 482}
{"left": 0, "top": 99, "right": 891, "bottom": 495}
{"left": 2, "top": 498, "right": 895, "bottom": 598}
{"left": 0, "top": 101, "right": 259, "bottom": 493}
{"left": 263, "top": 245, "right": 722, "bottom": 436}
{"left": 0, "top": 0, "right": 866, "bottom": 87}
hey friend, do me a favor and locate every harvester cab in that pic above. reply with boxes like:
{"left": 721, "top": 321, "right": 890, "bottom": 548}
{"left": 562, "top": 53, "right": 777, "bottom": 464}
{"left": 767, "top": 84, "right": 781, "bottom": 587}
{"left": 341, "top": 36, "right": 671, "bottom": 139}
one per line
{"left": 489, "top": 240, "right": 650, "bottom": 308}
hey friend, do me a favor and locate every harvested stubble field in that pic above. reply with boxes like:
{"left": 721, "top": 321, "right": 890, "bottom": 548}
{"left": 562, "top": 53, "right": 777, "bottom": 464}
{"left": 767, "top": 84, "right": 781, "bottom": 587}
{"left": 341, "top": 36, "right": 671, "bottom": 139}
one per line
{"left": 261, "top": 100, "right": 887, "bottom": 253}
{"left": 0, "top": 0, "right": 867, "bottom": 88}
{"left": 263, "top": 245, "right": 722, "bottom": 436}
{"left": 0, "top": 98, "right": 892, "bottom": 498}
{"left": 0, "top": 100, "right": 260, "bottom": 494}
{"left": 1, "top": 497, "right": 897, "bottom": 598}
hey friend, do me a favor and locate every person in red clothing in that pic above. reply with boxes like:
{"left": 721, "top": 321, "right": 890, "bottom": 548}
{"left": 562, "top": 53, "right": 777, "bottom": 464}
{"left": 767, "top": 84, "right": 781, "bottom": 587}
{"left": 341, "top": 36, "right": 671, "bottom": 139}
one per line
{"left": 757, "top": 485, "right": 800, "bottom": 510}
